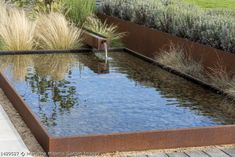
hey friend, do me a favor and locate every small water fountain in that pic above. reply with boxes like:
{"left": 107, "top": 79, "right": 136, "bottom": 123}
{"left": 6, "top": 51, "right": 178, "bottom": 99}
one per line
{"left": 103, "top": 41, "right": 108, "bottom": 63}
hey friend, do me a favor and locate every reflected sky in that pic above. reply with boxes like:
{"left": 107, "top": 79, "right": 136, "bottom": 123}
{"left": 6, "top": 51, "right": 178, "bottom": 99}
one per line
{"left": 0, "top": 52, "right": 234, "bottom": 136}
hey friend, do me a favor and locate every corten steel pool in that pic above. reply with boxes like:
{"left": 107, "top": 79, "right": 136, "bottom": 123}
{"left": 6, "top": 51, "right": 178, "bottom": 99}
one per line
{"left": 0, "top": 51, "right": 235, "bottom": 155}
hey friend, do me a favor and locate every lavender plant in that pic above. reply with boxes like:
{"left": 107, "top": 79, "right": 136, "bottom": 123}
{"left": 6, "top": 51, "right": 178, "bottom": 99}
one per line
{"left": 99, "top": 0, "right": 235, "bottom": 54}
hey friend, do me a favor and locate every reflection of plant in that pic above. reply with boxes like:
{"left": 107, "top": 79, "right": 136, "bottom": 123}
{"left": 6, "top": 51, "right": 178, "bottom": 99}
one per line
{"left": 34, "top": 53, "right": 78, "bottom": 80}
{"left": 35, "top": 12, "right": 82, "bottom": 50}
{"left": 64, "top": 0, "right": 95, "bottom": 25}
{"left": 109, "top": 52, "right": 235, "bottom": 124}
{"left": 0, "top": 55, "right": 34, "bottom": 80}
{"left": 0, "top": 7, "right": 36, "bottom": 50}
{"left": 22, "top": 53, "right": 80, "bottom": 127}
{"left": 84, "top": 16, "right": 125, "bottom": 47}
{"left": 25, "top": 72, "right": 79, "bottom": 127}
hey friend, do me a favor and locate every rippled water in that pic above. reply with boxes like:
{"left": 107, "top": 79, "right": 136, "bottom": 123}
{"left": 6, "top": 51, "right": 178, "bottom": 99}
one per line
{"left": 0, "top": 52, "right": 234, "bottom": 136}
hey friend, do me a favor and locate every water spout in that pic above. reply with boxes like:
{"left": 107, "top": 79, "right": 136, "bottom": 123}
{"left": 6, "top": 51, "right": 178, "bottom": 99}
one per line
{"left": 103, "top": 42, "right": 108, "bottom": 63}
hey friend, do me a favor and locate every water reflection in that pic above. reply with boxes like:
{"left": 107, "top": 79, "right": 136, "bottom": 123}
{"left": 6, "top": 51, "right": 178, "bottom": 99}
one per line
{"left": 25, "top": 73, "right": 79, "bottom": 127}
{"left": 12, "top": 53, "right": 109, "bottom": 127}
{"left": 34, "top": 54, "right": 79, "bottom": 81}
{"left": 109, "top": 52, "right": 235, "bottom": 124}
{"left": 0, "top": 55, "right": 34, "bottom": 81}
{"left": 0, "top": 52, "right": 235, "bottom": 136}
{"left": 78, "top": 52, "right": 109, "bottom": 74}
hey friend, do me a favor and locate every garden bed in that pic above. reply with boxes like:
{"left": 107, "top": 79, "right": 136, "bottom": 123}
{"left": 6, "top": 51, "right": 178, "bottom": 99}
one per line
{"left": 98, "top": 14, "right": 235, "bottom": 74}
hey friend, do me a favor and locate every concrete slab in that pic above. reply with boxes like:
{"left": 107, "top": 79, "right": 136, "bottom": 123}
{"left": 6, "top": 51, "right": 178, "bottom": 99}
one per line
{"left": 0, "top": 105, "right": 30, "bottom": 156}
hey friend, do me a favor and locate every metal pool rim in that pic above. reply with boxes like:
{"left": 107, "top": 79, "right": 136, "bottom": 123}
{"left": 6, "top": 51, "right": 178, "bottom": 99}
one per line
{"left": 0, "top": 50, "right": 235, "bottom": 156}
{"left": 0, "top": 48, "right": 125, "bottom": 55}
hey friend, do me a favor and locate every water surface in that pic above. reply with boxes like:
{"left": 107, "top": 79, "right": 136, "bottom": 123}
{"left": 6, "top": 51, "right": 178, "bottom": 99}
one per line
{"left": 0, "top": 52, "right": 234, "bottom": 136}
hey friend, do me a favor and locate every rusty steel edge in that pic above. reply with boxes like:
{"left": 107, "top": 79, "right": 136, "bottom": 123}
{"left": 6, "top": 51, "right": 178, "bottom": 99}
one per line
{"left": 0, "top": 48, "right": 125, "bottom": 55}
{"left": 49, "top": 125, "right": 235, "bottom": 153}
{"left": 0, "top": 71, "right": 51, "bottom": 152}
{"left": 0, "top": 48, "right": 91, "bottom": 55}
{"left": 82, "top": 29, "right": 108, "bottom": 50}
{"left": 97, "top": 14, "right": 235, "bottom": 74}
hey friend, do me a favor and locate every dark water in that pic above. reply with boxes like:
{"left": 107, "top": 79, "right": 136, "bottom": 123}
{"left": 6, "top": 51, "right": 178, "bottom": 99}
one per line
{"left": 0, "top": 52, "right": 235, "bottom": 137}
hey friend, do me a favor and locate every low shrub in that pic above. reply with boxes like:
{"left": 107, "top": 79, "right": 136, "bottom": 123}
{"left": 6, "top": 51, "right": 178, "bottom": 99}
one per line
{"left": 30, "top": 0, "right": 66, "bottom": 18}
{"left": 99, "top": 0, "right": 235, "bottom": 54}
{"left": 9, "top": 0, "right": 66, "bottom": 18}
{"left": 64, "top": 0, "right": 96, "bottom": 25}
{"left": 35, "top": 12, "right": 82, "bottom": 50}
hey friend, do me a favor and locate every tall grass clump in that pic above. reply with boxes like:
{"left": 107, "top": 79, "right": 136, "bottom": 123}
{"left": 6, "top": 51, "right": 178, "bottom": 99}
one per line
{"left": 35, "top": 12, "right": 82, "bottom": 50}
{"left": 156, "top": 44, "right": 235, "bottom": 97}
{"left": 156, "top": 44, "right": 204, "bottom": 79}
{"left": 207, "top": 61, "right": 235, "bottom": 97}
{"left": 0, "top": 0, "right": 8, "bottom": 22}
{"left": 84, "top": 16, "right": 125, "bottom": 46}
{"left": 64, "top": 0, "right": 96, "bottom": 25}
{"left": 0, "top": 0, "right": 8, "bottom": 49}
{"left": 0, "top": 6, "right": 35, "bottom": 50}
{"left": 99, "top": 0, "right": 235, "bottom": 54}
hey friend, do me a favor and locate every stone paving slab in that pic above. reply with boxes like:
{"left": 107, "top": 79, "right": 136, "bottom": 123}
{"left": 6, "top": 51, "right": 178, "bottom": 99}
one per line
{"left": 185, "top": 151, "right": 209, "bottom": 157}
{"left": 167, "top": 152, "right": 188, "bottom": 157}
{"left": 222, "top": 148, "right": 235, "bottom": 157}
{"left": 203, "top": 148, "right": 231, "bottom": 157}
{"left": 0, "top": 105, "right": 30, "bottom": 156}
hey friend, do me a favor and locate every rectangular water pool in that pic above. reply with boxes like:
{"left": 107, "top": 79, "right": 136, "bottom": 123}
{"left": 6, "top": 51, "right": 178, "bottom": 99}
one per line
{"left": 0, "top": 52, "right": 234, "bottom": 138}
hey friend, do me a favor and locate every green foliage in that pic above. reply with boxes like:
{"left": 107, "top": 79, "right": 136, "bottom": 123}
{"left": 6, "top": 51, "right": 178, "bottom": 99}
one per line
{"left": 183, "top": 0, "right": 235, "bottom": 9}
{"left": 84, "top": 16, "right": 125, "bottom": 47}
{"left": 64, "top": 0, "right": 96, "bottom": 25}
{"left": 8, "top": 0, "right": 33, "bottom": 8}
{"left": 30, "top": 0, "right": 66, "bottom": 18}
{"left": 8, "top": 0, "right": 66, "bottom": 18}
{"left": 99, "top": 0, "right": 235, "bottom": 53}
